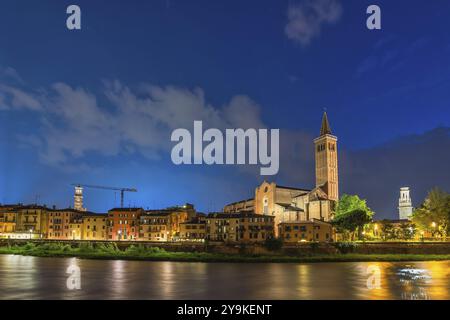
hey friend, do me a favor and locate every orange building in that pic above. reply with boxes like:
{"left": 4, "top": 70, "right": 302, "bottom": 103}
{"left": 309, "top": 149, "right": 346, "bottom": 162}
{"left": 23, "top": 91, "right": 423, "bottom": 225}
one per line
{"left": 107, "top": 208, "right": 144, "bottom": 241}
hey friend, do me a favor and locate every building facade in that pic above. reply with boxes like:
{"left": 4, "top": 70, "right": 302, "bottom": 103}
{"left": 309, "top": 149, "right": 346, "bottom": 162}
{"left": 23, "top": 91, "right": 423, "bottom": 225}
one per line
{"left": 179, "top": 216, "right": 207, "bottom": 241}
{"left": 206, "top": 212, "right": 274, "bottom": 243}
{"left": 223, "top": 198, "right": 254, "bottom": 213}
{"left": 0, "top": 205, "right": 18, "bottom": 236}
{"left": 83, "top": 213, "right": 108, "bottom": 240}
{"left": 47, "top": 208, "right": 84, "bottom": 240}
{"left": 107, "top": 208, "right": 144, "bottom": 241}
{"left": 16, "top": 205, "right": 49, "bottom": 239}
{"left": 139, "top": 208, "right": 190, "bottom": 241}
{"left": 278, "top": 219, "right": 334, "bottom": 243}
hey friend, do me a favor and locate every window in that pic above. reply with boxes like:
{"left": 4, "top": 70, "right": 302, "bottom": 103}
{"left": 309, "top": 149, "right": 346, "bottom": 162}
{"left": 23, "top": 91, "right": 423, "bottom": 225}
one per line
{"left": 263, "top": 197, "right": 268, "bottom": 215}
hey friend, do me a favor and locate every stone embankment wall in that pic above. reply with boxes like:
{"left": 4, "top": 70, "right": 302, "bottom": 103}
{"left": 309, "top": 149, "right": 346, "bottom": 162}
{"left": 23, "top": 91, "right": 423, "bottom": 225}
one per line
{"left": 2, "top": 239, "right": 450, "bottom": 255}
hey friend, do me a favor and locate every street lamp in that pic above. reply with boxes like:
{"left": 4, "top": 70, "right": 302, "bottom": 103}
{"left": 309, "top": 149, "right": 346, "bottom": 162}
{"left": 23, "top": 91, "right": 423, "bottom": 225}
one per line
{"left": 118, "top": 229, "right": 122, "bottom": 241}
{"left": 29, "top": 229, "right": 33, "bottom": 240}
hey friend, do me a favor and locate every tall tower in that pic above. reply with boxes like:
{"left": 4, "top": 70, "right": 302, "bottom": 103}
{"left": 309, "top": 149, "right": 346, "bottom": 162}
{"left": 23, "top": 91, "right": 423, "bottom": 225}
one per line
{"left": 398, "top": 187, "right": 413, "bottom": 220}
{"left": 314, "top": 112, "right": 339, "bottom": 201}
{"left": 74, "top": 186, "right": 86, "bottom": 211}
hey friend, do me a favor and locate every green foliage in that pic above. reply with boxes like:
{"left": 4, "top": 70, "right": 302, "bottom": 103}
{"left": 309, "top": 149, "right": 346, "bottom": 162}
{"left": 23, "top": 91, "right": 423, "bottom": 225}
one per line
{"left": 334, "top": 194, "right": 374, "bottom": 240}
{"left": 334, "top": 242, "right": 358, "bottom": 254}
{"left": 96, "top": 242, "right": 120, "bottom": 254}
{"left": 412, "top": 187, "right": 450, "bottom": 238}
{"left": 78, "top": 242, "right": 95, "bottom": 253}
{"left": 399, "top": 223, "right": 416, "bottom": 240}
{"left": 23, "top": 242, "right": 37, "bottom": 251}
{"left": 336, "top": 194, "right": 374, "bottom": 218}
{"left": 263, "top": 237, "right": 283, "bottom": 251}
{"left": 333, "top": 209, "right": 372, "bottom": 240}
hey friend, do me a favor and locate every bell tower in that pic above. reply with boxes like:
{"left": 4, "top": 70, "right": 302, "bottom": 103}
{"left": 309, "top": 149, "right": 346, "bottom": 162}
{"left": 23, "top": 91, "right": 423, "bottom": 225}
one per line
{"left": 314, "top": 112, "right": 339, "bottom": 201}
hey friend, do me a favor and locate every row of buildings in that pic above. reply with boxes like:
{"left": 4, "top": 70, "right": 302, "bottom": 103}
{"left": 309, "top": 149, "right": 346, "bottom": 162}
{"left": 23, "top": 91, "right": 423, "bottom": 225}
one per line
{"left": 0, "top": 203, "right": 334, "bottom": 243}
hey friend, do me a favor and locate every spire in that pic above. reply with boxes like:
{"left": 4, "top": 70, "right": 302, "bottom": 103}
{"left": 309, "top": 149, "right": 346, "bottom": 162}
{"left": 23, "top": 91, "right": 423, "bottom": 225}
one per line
{"left": 320, "top": 111, "right": 332, "bottom": 136}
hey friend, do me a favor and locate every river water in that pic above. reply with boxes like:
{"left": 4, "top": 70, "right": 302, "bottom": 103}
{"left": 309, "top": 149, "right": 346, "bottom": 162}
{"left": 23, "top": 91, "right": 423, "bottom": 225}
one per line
{"left": 0, "top": 255, "right": 449, "bottom": 300}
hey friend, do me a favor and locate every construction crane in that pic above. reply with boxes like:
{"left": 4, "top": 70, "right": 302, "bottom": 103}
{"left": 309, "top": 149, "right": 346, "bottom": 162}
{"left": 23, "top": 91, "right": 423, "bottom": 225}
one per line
{"left": 71, "top": 184, "right": 137, "bottom": 208}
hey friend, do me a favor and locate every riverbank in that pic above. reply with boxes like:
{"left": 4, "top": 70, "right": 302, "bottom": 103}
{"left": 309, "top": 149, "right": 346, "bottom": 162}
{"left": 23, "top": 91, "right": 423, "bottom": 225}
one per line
{"left": 1, "top": 242, "right": 450, "bottom": 263}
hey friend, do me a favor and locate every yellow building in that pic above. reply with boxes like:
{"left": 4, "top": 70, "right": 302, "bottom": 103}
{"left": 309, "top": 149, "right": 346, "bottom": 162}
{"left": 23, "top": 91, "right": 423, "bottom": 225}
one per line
{"left": 0, "top": 205, "right": 18, "bottom": 238}
{"left": 82, "top": 213, "right": 108, "bottom": 240}
{"left": 278, "top": 219, "right": 334, "bottom": 243}
{"left": 179, "top": 216, "right": 207, "bottom": 241}
{"left": 47, "top": 208, "right": 84, "bottom": 240}
{"left": 15, "top": 205, "right": 49, "bottom": 238}
{"left": 206, "top": 212, "right": 275, "bottom": 243}
{"left": 69, "top": 218, "right": 83, "bottom": 240}
{"left": 139, "top": 207, "right": 190, "bottom": 241}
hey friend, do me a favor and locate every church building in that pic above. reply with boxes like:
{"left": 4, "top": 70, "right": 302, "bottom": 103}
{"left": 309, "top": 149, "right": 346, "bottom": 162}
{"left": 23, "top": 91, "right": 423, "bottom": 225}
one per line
{"left": 224, "top": 112, "right": 339, "bottom": 237}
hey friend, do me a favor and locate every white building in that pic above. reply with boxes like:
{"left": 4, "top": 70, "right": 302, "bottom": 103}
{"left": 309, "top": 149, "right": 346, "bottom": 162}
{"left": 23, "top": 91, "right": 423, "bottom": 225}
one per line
{"left": 398, "top": 187, "right": 413, "bottom": 220}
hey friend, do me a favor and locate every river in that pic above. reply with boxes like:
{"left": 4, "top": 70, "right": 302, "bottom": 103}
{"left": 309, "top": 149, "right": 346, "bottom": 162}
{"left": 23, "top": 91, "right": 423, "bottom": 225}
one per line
{"left": 0, "top": 255, "right": 449, "bottom": 299}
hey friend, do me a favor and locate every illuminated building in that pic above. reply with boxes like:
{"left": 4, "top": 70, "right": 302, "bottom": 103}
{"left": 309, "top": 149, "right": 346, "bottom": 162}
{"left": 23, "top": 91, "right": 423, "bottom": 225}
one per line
{"left": 179, "top": 215, "right": 207, "bottom": 241}
{"left": 107, "top": 208, "right": 144, "bottom": 241}
{"left": 206, "top": 212, "right": 274, "bottom": 243}
{"left": 47, "top": 208, "right": 84, "bottom": 239}
{"left": 278, "top": 219, "right": 334, "bottom": 243}
{"left": 138, "top": 206, "right": 191, "bottom": 241}
{"left": 82, "top": 213, "right": 108, "bottom": 240}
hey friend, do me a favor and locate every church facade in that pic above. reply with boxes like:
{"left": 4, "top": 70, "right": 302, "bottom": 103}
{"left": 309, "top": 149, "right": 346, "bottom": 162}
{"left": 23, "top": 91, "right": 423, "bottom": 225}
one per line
{"left": 224, "top": 112, "right": 339, "bottom": 237}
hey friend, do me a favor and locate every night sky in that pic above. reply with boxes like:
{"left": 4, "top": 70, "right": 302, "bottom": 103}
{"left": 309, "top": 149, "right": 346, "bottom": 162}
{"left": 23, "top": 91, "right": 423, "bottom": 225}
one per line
{"left": 0, "top": 0, "right": 449, "bottom": 219}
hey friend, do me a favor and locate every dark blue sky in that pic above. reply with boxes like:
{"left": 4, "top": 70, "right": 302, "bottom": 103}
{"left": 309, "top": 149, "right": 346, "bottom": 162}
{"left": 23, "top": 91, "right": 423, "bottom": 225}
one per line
{"left": 1, "top": 0, "right": 449, "bottom": 218}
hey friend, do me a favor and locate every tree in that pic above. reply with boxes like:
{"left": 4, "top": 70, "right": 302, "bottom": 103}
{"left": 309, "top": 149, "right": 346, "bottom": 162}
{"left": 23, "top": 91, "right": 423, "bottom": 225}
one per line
{"left": 333, "top": 209, "right": 373, "bottom": 241}
{"left": 379, "top": 220, "right": 394, "bottom": 241}
{"left": 412, "top": 188, "right": 450, "bottom": 239}
{"left": 333, "top": 194, "right": 375, "bottom": 240}
{"left": 398, "top": 223, "right": 416, "bottom": 241}
{"left": 336, "top": 194, "right": 375, "bottom": 218}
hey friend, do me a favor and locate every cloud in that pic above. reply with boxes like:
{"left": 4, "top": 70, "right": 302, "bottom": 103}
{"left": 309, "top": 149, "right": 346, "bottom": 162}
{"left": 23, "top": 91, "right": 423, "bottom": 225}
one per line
{"left": 0, "top": 84, "right": 42, "bottom": 111}
{"left": 0, "top": 66, "right": 24, "bottom": 84}
{"left": 285, "top": 0, "right": 342, "bottom": 46}
{"left": 356, "top": 37, "right": 430, "bottom": 77}
{"left": 1, "top": 76, "right": 266, "bottom": 168}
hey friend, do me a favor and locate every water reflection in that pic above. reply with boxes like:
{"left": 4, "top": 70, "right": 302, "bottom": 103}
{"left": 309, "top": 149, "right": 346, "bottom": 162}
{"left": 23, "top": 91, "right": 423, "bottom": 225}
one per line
{"left": 0, "top": 255, "right": 449, "bottom": 300}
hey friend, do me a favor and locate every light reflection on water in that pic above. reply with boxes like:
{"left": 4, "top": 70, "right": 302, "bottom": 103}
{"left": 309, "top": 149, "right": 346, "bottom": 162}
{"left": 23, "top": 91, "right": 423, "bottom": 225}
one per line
{"left": 0, "top": 255, "right": 448, "bottom": 300}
